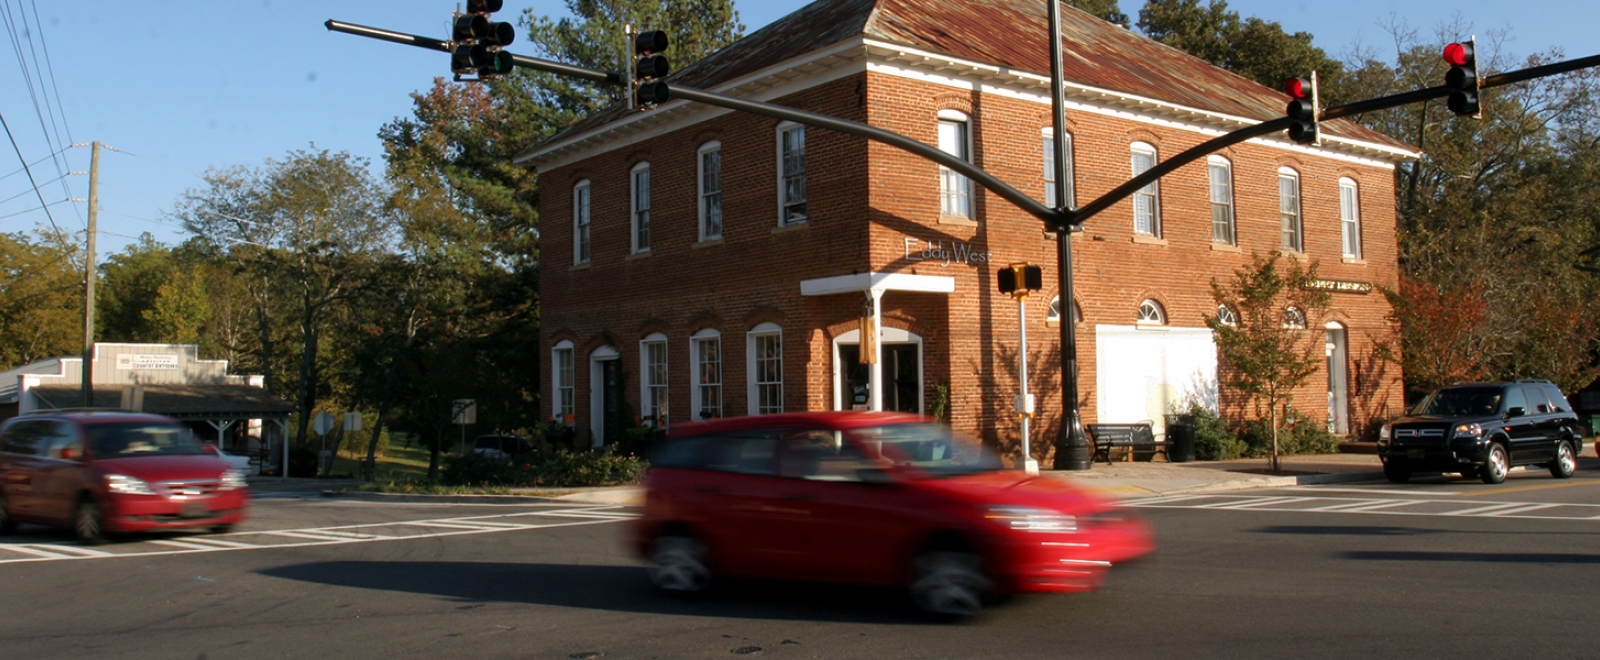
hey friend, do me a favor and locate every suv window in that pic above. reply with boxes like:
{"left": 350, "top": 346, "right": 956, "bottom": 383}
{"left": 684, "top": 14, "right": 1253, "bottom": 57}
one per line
{"left": 1503, "top": 386, "right": 1528, "bottom": 415}
{"left": 1542, "top": 385, "right": 1572, "bottom": 413}
{"left": 0, "top": 420, "right": 52, "bottom": 456}
{"left": 1521, "top": 386, "right": 1553, "bottom": 414}
{"left": 1414, "top": 387, "right": 1503, "bottom": 416}
{"left": 87, "top": 421, "right": 202, "bottom": 457}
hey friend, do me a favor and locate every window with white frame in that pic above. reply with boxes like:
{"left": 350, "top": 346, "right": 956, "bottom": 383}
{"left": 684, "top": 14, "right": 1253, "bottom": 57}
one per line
{"left": 1137, "top": 299, "right": 1166, "bottom": 324}
{"left": 1042, "top": 130, "right": 1075, "bottom": 208}
{"left": 938, "top": 110, "right": 972, "bottom": 218}
{"left": 640, "top": 334, "right": 668, "bottom": 427}
{"left": 699, "top": 142, "right": 723, "bottom": 241}
{"left": 690, "top": 329, "right": 722, "bottom": 420}
{"left": 1047, "top": 296, "right": 1081, "bottom": 323}
{"left": 778, "top": 123, "right": 807, "bottom": 225}
{"left": 1216, "top": 304, "right": 1238, "bottom": 327}
{"left": 1283, "top": 306, "right": 1307, "bottom": 329}
{"left": 1340, "top": 177, "right": 1361, "bottom": 258}
{"left": 1279, "top": 167, "right": 1302, "bottom": 252}
{"left": 747, "top": 323, "right": 783, "bottom": 415}
{"left": 631, "top": 163, "right": 651, "bottom": 253}
{"left": 1131, "top": 142, "right": 1161, "bottom": 236}
{"left": 552, "top": 341, "right": 575, "bottom": 423}
{"left": 1209, "top": 156, "right": 1235, "bottom": 244}
{"left": 573, "top": 180, "right": 591, "bottom": 265}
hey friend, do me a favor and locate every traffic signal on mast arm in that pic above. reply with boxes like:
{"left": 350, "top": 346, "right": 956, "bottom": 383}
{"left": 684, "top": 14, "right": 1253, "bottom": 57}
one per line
{"left": 632, "top": 29, "right": 670, "bottom": 110}
{"left": 1283, "top": 74, "right": 1319, "bottom": 145}
{"left": 450, "top": 0, "right": 515, "bottom": 80}
{"left": 1444, "top": 38, "right": 1481, "bottom": 117}
{"left": 998, "top": 263, "right": 1043, "bottom": 298}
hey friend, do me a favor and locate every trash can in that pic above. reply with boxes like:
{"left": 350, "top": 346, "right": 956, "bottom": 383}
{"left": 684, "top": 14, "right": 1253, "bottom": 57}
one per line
{"left": 1164, "top": 413, "right": 1196, "bottom": 463}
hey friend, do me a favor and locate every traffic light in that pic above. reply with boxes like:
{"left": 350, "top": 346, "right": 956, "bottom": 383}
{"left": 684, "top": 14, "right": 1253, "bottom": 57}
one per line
{"left": 450, "top": 0, "right": 515, "bottom": 80}
{"left": 998, "top": 263, "right": 1042, "bottom": 298}
{"left": 1283, "top": 74, "right": 1319, "bottom": 145}
{"left": 632, "top": 29, "right": 670, "bottom": 110}
{"left": 1443, "top": 38, "right": 1480, "bottom": 117}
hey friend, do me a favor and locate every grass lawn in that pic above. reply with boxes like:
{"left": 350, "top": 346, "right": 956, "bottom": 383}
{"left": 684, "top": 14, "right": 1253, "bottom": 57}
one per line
{"left": 325, "top": 441, "right": 444, "bottom": 482}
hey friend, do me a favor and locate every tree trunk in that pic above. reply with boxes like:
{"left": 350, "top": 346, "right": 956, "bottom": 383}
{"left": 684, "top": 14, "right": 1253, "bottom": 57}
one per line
{"left": 1269, "top": 392, "right": 1282, "bottom": 473}
{"left": 362, "top": 407, "right": 388, "bottom": 482}
{"left": 294, "top": 288, "right": 320, "bottom": 450}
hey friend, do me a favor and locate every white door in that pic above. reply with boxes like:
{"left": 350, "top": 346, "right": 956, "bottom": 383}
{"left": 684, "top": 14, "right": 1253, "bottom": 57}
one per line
{"left": 1325, "top": 324, "right": 1349, "bottom": 435}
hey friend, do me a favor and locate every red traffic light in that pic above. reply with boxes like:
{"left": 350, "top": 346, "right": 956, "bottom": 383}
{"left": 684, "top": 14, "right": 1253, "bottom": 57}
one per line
{"left": 1284, "top": 77, "right": 1311, "bottom": 99}
{"left": 1443, "top": 42, "right": 1474, "bottom": 67}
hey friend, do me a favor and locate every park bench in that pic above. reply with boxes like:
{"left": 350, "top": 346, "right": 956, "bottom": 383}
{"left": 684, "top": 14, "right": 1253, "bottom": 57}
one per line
{"left": 1087, "top": 422, "right": 1168, "bottom": 464}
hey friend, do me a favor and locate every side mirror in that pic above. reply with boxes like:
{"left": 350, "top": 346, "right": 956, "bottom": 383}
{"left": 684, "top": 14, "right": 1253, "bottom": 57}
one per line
{"left": 1504, "top": 406, "right": 1526, "bottom": 419}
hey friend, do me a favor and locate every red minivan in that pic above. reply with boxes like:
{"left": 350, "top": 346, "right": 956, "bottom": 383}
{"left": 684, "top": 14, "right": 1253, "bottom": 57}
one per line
{"left": 631, "top": 411, "right": 1154, "bottom": 618}
{"left": 0, "top": 411, "right": 250, "bottom": 544}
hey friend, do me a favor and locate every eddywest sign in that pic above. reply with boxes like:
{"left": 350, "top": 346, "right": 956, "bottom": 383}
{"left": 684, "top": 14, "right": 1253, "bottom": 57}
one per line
{"left": 903, "top": 238, "right": 992, "bottom": 266}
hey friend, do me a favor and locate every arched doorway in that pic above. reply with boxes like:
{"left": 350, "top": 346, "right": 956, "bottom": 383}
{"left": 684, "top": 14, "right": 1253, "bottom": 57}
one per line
{"left": 1325, "top": 322, "right": 1349, "bottom": 435}
{"left": 588, "top": 345, "right": 620, "bottom": 448}
{"left": 832, "top": 327, "right": 923, "bottom": 414}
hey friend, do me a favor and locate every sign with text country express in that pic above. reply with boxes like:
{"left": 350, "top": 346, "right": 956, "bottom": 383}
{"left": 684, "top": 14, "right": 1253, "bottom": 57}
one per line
{"left": 116, "top": 354, "right": 179, "bottom": 370}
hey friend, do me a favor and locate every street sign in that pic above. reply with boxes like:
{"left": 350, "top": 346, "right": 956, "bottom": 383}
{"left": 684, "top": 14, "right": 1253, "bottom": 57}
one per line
{"left": 313, "top": 411, "right": 335, "bottom": 435}
{"left": 344, "top": 411, "right": 363, "bottom": 432}
{"left": 453, "top": 399, "right": 477, "bottom": 425}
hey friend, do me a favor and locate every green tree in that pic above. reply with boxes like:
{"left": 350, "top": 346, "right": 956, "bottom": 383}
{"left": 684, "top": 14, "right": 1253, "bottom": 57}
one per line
{"left": 0, "top": 231, "right": 80, "bottom": 369}
{"left": 97, "top": 233, "right": 177, "bottom": 343}
{"left": 1136, "top": 0, "right": 1344, "bottom": 95}
{"left": 1207, "top": 253, "right": 1332, "bottom": 472}
{"left": 141, "top": 268, "right": 211, "bottom": 345}
{"left": 1066, "top": 0, "right": 1129, "bottom": 28}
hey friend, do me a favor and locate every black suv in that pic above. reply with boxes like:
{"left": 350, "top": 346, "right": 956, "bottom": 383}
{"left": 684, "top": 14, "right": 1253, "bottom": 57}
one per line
{"left": 1378, "top": 380, "right": 1583, "bottom": 484}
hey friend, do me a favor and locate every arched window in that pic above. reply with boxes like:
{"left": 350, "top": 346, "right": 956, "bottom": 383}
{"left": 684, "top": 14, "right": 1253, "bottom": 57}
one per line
{"left": 1283, "top": 306, "right": 1307, "bottom": 329}
{"left": 1047, "top": 296, "right": 1081, "bottom": 324}
{"left": 938, "top": 109, "right": 973, "bottom": 218}
{"left": 1131, "top": 142, "right": 1160, "bottom": 236}
{"left": 1137, "top": 299, "right": 1166, "bottom": 325}
{"left": 1216, "top": 304, "right": 1238, "bottom": 327}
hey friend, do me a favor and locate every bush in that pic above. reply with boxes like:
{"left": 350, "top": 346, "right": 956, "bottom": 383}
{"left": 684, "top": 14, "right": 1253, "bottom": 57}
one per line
{"left": 439, "top": 447, "right": 647, "bottom": 488}
{"left": 1188, "top": 405, "right": 1246, "bottom": 461}
{"left": 1235, "top": 407, "right": 1339, "bottom": 457}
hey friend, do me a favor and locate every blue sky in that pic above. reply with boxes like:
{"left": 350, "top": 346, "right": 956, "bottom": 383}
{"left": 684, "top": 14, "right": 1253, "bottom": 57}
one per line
{"left": 2, "top": 0, "right": 1593, "bottom": 257}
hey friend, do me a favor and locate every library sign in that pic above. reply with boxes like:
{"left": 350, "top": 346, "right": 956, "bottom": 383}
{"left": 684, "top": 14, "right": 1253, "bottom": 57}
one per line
{"left": 1303, "top": 278, "right": 1374, "bottom": 294}
{"left": 902, "top": 237, "right": 992, "bottom": 267}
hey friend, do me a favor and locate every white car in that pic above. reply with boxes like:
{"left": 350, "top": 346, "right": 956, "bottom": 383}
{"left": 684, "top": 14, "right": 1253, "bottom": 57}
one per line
{"left": 201, "top": 444, "right": 254, "bottom": 471}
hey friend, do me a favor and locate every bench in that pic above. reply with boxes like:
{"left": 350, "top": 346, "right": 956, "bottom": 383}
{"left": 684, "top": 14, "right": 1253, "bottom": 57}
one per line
{"left": 1087, "top": 422, "right": 1168, "bottom": 464}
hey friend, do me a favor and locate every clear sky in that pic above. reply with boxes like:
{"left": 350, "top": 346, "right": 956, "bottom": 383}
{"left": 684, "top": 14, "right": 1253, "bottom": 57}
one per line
{"left": 2, "top": 0, "right": 1593, "bottom": 257}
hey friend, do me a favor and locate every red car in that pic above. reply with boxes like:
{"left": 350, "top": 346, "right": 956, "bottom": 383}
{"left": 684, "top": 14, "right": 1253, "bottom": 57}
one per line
{"left": 631, "top": 411, "right": 1153, "bottom": 618}
{"left": 0, "top": 411, "right": 250, "bottom": 544}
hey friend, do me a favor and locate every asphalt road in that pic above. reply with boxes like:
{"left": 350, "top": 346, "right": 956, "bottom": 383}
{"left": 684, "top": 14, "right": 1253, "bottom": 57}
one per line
{"left": 2, "top": 469, "right": 1599, "bottom": 659}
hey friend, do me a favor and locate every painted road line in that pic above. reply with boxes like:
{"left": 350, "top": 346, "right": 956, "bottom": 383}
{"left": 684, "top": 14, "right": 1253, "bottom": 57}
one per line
{"left": 1303, "top": 499, "right": 1410, "bottom": 512}
{"left": 260, "top": 530, "right": 390, "bottom": 542}
{"left": 1445, "top": 502, "right": 1541, "bottom": 516}
{"left": 1125, "top": 494, "right": 1223, "bottom": 506}
{"left": 180, "top": 537, "right": 257, "bottom": 548}
{"left": 1481, "top": 503, "right": 1561, "bottom": 517}
{"left": 1, "top": 544, "right": 95, "bottom": 559}
{"left": 1221, "top": 497, "right": 1319, "bottom": 509}
{"left": 406, "top": 521, "right": 520, "bottom": 531}
{"left": 149, "top": 539, "right": 224, "bottom": 551}
{"left": 1457, "top": 480, "right": 1600, "bottom": 497}
{"left": 1286, "top": 486, "right": 1463, "bottom": 496}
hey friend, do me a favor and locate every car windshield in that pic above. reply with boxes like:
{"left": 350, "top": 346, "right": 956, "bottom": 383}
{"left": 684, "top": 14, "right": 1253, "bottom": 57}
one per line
{"left": 1414, "top": 387, "right": 1504, "bottom": 417}
{"left": 88, "top": 422, "right": 204, "bottom": 457}
{"left": 849, "top": 422, "right": 1004, "bottom": 477}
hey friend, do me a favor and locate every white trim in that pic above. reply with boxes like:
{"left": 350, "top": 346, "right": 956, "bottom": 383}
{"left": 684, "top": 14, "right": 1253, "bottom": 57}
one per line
{"left": 1041, "top": 128, "right": 1074, "bottom": 208}
{"left": 1207, "top": 155, "right": 1235, "bottom": 245}
{"left": 639, "top": 333, "right": 668, "bottom": 428}
{"left": 587, "top": 345, "right": 620, "bottom": 448}
{"left": 572, "top": 180, "right": 591, "bottom": 265}
{"left": 1131, "top": 142, "right": 1160, "bottom": 237}
{"left": 688, "top": 329, "right": 722, "bottom": 421}
{"left": 630, "top": 162, "right": 651, "bottom": 254}
{"left": 776, "top": 122, "right": 807, "bottom": 226}
{"left": 551, "top": 340, "right": 575, "bottom": 423}
{"left": 1278, "top": 167, "right": 1302, "bottom": 253}
{"left": 799, "top": 272, "right": 956, "bottom": 296}
{"left": 697, "top": 141, "right": 723, "bottom": 241}
{"left": 832, "top": 327, "right": 923, "bottom": 414}
{"left": 1339, "top": 177, "right": 1362, "bottom": 259}
{"left": 746, "top": 323, "right": 784, "bottom": 415}
{"left": 937, "top": 111, "right": 973, "bottom": 218}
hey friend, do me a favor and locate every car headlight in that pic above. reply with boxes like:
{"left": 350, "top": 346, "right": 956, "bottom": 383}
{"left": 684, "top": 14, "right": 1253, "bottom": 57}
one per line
{"left": 1377, "top": 423, "right": 1391, "bottom": 446}
{"left": 105, "top": 474, "right": 155, "bottom": 495}
{"left": 985, "top": 506, "right": 1078, "bottom": 533}
{"left": 219, "top": 468, "right": 249, "bottom": 491}
{"left": 1452, "top": 423, "right": 1484, "bottom": 439}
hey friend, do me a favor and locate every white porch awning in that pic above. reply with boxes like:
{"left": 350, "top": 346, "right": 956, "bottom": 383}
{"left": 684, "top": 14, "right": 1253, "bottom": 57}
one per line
{"left": 799, "top": 272, "right": 956, "bottom": 296}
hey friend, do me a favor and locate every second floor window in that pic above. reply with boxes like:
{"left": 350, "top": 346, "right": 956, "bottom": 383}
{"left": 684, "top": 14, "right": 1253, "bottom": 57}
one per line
{"left": 1340, "top": 177, "right": 1362, "bottom": 258}
{"left": 938, "top": 112, "right": 972, "bottom": 218}
{"left": 573, "top": 181, "right": 591, "bottom": 264}
{"left": 1208, "top": 156, "right": 1235, "bottom": 244}
{"left": 1043, "top": 131, "right": 1075, "bottom": 208}
{"left": 1131, "top": 143, "right": 1160, "bottom": 236}
{"left": 779, "top": 124, "right": 807, "bottom": 225}
{"left": 1279, "top": 168, "right": 1302, "bottom": 252}
{"left": 699, "top": 143, "right": 723, "bottom": 240}
{"left": 632, "top": 164, "right": 651, "bottom": 253}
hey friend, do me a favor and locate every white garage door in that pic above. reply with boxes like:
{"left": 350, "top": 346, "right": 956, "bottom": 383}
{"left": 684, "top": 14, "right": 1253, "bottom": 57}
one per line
{"left": 1095, "top": 325, "right": 1219, "bottom": 435}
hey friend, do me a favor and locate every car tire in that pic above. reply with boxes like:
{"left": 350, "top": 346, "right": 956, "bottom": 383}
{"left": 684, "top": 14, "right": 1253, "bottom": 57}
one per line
{"left": 1382, "top": 462, "right": 1411, "bottom": 484}
{"left": 908, "top": 549, "right": 991, "bottom": 620}
{"left": 1481, "top": 443, "right": 1510, "bottom": 485}
{"left": 74, "top": 497, "right": 107, "bottom": 546}
{"left": 647, "top": 532, "right": 712, "bottom": 595}
{"left": 1549, "top": 441, "right": 1577, "bottom": 479}
{"left": 0, "top": 494, "right": 15, "bottom": 535}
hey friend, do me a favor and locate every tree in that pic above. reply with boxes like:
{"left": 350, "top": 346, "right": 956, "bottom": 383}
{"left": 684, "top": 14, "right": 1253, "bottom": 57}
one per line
{"left": 142, "top": 268, "right": 211, "bottom": 345}
{"left": 1136, "top": 0, "right": 1344, "bottom": 95}
{"left": 0, "top": 230, "right": 80, "bottom": 369}
{"left": 1066, "top": 0, "right": 1129, "bottom": 28}
{"left": 1206, "top": 253, "right": 1332, "bottom": 472}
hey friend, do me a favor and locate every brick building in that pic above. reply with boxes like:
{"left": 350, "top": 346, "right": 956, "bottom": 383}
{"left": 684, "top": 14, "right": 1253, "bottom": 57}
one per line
{"left": 516, "top": 0, "right": 1416, "bottom": 456}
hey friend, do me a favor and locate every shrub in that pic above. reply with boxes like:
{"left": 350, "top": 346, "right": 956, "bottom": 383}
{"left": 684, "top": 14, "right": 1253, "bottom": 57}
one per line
{"left": 440, "top": 447, "right": 647, "bottom": 488}
{"left": 1187, "top": 404, "right": 1246, "bottom": 461}
{"left": 1235, "top": 407, "right": 1339, "bottom": 457}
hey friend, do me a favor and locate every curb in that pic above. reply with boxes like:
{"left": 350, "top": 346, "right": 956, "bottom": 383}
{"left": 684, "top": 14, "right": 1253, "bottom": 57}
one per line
{"left": 1158, "top": 470, "right": 1387, "bottom": 495}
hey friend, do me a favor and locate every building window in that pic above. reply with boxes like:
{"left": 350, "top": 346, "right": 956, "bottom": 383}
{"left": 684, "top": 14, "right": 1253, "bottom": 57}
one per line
{"left": 1137, "top": 299, "right": 1166, "bottom": 325}
{"left": 1217, "top": 304, "right": 1238, "bottom": 327}
{"left": 1131, "top": 142, "right": 1160, "bottom": 236}
{"left": 573, "top": 180, "right": 591, "bottom": 265}
{"left": 632, "top": 163, "right": 651, "bottom": 253}
{"left": 938, "top": 110, "right": 972, "bottom": 218}
{"left": 778, "top": 123, "right": 807, "bottom": 225}
{"left": 690, "top": 329, "right": 722, "bottom": 420}
{"left": 552, "top": 341, "right": 575, "bottom": 423}
{"left": 1042, "top": 130, "right": 1074, "bottom": 208}
{"left": 1340, "top": 177, "right": 1361, "bottom": 258}
{"left": 1047, "top": 296, "right": 1081, "bottom": 323}
{"left": 1208, "top": 156, "right": 1235, "bottom": 245}
{"left": 1279, "top": 167, "right": 1302, "bottom": 252}
{"left": 1283, "top": 306, "right": 1307, "bottom": 329}
{"left": 699, "top": 142, "right": 723, "bottom": 241}
{"left": 748, "top": 322, "right": 783, "bottom": 415}
{"left": 640, "top": 334, "right": 668, "bottom": 427}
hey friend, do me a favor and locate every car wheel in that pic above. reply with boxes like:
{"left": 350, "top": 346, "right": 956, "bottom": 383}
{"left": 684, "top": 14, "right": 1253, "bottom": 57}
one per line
{"left": 1549, "top": 441, "right": 1577, "bottom": 479}
{"left": 1382, "top": 462, "right": 1411, "bottom": 484}
{"left": 1481, "top": 444, "right": 1509, "bottom": 485}
{"left": 908, "top": 550, "right": 991, "bottom": 619}
{"left": 0, "top": 494, "right": 15, "bottom": 534}
{"left": 74, "top": 497, "right": 107, "bottom": 545}
{"left": 647, "top": 532, "right": 712, "bottom": 594}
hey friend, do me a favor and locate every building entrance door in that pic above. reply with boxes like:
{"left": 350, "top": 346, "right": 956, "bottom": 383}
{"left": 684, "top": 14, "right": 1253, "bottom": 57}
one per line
{"left": 1325, "top": 324, "right": 1349, "bottom": 435}
{"left": 837, "top": 343, "right": 920, "bottom": 413}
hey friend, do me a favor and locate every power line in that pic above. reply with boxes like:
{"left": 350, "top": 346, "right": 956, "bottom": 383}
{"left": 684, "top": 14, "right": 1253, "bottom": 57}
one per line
{"left": 0, "top": 144, "right": 70, "bottom": 182}
{"left": 0, "top": 108, "right": 68, "bottom": 245}
{"left": 1, "top": 0, "right": 81, "bottom": 231}
{"left": 28, "top": 0, "right": 72, "bottom": 145}
{"left": 102, "top": 145, "right": 207, "bottom": 180}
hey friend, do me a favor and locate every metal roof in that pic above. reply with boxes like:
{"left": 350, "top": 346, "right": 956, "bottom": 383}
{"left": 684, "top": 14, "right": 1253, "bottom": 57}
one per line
{"left": 28, "top": 385, "right": 295, "bottom": 420}
{"left": 517, "top": 0, "right": 1411, "bottom": 166}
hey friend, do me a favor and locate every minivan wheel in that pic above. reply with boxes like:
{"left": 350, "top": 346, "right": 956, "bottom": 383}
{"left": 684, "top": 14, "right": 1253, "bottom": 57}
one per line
{"left": 909, "top": 550, "right": 991, "bottom": 619}
{"left": 74, "top": 497, "right": 107, "bottom": 545}
{"left": 647, "top": 533, "right": 712, "bottom": 594}
{"left": 1550, "top": 441, "right": 1577, "bottom": 479}
{"left": 1383, "top": 462, "right": 1411, "bottom": 484}
{"left": 1481, "top": 444, "right": 1510, "bottom": 485}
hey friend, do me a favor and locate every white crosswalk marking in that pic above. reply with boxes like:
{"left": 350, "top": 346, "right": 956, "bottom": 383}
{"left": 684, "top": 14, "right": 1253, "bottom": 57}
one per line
{"left": 1131, "top": 493, "right": 1600, "bottom": 521}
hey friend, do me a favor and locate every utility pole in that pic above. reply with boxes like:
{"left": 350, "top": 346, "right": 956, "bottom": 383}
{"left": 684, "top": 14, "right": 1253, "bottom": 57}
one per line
{"left": 80, "top": 141, "right": 100, "bottom": 408}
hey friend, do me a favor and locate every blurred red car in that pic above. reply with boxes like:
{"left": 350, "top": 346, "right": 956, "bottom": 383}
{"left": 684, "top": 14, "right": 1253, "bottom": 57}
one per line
{"left": 0, "top": 411, "right": 250, "bottom": 544}
{"left": 631, "top": 411, "right": 1153, "bottom": 617}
